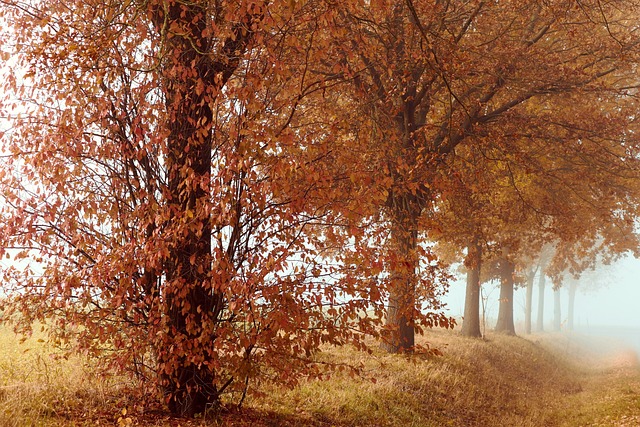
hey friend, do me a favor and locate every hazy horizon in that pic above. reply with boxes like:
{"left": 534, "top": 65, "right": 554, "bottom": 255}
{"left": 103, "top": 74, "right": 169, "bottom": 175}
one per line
{"left": 444, "top": 253, "right": 640, "bottom": 331}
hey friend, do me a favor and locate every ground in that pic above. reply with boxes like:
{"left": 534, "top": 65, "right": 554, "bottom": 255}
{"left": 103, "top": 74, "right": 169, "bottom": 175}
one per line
{"left": 0, "top": 326, "right": 639, "bottom": 426}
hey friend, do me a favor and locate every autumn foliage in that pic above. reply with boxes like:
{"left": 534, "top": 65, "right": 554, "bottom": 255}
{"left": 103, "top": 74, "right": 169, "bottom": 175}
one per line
{"left": 1, "top": 0, "right": 640, "bottom": 419}
{"left": 0, "top": 0, "right": 394, "bottom": 416}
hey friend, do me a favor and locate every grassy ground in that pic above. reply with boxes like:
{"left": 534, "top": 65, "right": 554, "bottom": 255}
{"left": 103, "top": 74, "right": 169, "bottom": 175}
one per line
{"left": 0, "top": 326, "right": 638, "bottom": 426}
{"left": 0, "top": 325, "right": 137, "bottom": 427}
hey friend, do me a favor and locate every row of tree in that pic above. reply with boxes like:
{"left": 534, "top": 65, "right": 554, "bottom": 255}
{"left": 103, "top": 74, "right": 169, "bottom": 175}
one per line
{"left": 458, "top": 242, "right": 620, "bottom": 338}
{"left": 1, "top": 0, "right": 640, "bottom": 417}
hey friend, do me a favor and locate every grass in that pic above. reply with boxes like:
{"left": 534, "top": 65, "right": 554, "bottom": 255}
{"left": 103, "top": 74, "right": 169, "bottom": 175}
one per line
{"left": 0, "top": 325, "right": 639, "bottom": 426}
{"left": 0, "top": 326, "right": 137, "bottom": 427}
{"left": 250, "top": 331, "right": 584, "bottom": 427}
{"left": 538, "top": 332, "right": 640, "bottom": 427}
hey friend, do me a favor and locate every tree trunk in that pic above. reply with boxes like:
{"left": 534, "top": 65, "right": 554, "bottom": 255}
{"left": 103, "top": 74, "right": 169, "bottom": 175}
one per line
{"left": 536, "top": 269, "right": 546, "bottom": 332}
{"left": 150, "top": 3, "right": 258, "bottom": 417}
{"left": 568, "top": 280, "right": 577, "bottom": 331}
{"left": 161, "top": 6, "right": 216, "bottom": 416}
{"left": 524, "top": 267, "right": 536, "bottom": 335}
{"left": 553, "top": 287, "right": 562, "bottom": 331}
{"left": 495, "top": 258, "right": 516, "bottom": 335}
{"left": 382, "top": 201, "right": 420, "bottom": 353}
{"left": 461, "top": 239, "right": 482, "bottom": 338}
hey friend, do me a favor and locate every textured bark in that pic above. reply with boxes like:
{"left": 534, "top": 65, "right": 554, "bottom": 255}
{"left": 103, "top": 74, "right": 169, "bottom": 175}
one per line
{"left": 495, "top": 258, "right": 516, "bottom": 335}
{"left": 381, "top": 35, "right": 426, "bottom": 352}
{"left": 150, "top": 3, "right": 259, "bottom": 417}
{"left": 461, "top": 240, "right": 482, "bottom": 338}
{"left": 382, "top": 203, "right": 419, "bottom": 353}
{"left": 536, "top": 269, "right": 546, "bottom": 332}
{"left": 161, "top": 5, "right": 216, "bottom": 415}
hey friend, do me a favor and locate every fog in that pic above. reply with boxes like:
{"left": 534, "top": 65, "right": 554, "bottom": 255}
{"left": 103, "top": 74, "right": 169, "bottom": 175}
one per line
{"left": 443, "top": 254, "right": 640, "bottom": 353}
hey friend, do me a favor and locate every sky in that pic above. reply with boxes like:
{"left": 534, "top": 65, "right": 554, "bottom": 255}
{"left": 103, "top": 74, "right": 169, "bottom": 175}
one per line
{"left": 443, "top": 254, "right": 640, "bottom": 331}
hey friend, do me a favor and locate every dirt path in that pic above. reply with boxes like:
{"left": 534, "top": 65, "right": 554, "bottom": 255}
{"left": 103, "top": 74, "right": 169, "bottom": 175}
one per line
{"left": 540, "top": 332, "right": 640, "bottom": 427}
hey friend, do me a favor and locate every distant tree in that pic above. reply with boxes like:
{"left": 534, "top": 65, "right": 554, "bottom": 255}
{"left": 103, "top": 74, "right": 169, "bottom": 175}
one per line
{"left": 523, "top": 264, "right": 538, "bottom": 335}
{"left": 553, "top": 287, "right": 562, "bottom": 332}
{"left": 494, "top": 254, "right": 517, "bottom": 335}
{"left": 552, "top": 254, "right": 624, "bottom": 331}
{"left": 461, "top": 239, "right": 483, "bottom": 338}
{"left": 532, "top": 245, "right": 554, "bottom": 333}
{"left": 536, "top": 265, "right": 548, "bottom": 332}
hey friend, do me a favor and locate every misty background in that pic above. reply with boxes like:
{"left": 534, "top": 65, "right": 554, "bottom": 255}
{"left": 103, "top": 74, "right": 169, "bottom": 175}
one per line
{"left": 444, "top": 253, "right": 640, "bottom": 353}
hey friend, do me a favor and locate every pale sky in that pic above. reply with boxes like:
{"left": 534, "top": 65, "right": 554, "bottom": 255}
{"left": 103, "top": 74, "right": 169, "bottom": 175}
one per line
{"left": 444, "top": 254, "right": 640, "bottom": 331}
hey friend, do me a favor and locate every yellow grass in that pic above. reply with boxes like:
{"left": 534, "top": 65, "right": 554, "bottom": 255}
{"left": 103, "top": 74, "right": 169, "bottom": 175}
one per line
{"left": 1, "top": 324, "right": 639, "bottom": 426}
{"left": 0, "top": 325, "right": 135, "bottom": 427}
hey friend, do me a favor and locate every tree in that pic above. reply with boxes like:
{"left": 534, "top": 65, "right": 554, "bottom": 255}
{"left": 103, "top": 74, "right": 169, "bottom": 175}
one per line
{"left": 148, "top": 2, "right": 266, "bottom": 413}
{"left": 523, "top": 264, "right": 538, "bottom": 335}
{"left": 327, "top": 0, "right": 640, "bottom": 351}
{"left": 494, "top": 255, "right": 517, "bottom": 335}
{"left": 432, "top": 143, "right": 543, "bottom": 338}
{"left": 527, "top": 244, "right": 553, "bottom": 332}
{"left": 549, "top": 246, "right": 628, "bottom": 331}
{"left": 553, "top": 287, "right": 562, "bottom": 331}
{"left": 461, "top": 240, "right": 482, "bottom": 337}
{"left": 0, "top": 0, "right": 387, "bottom": 417}
{"left": 536, "top": 263, "right": 548, "bottom": 332}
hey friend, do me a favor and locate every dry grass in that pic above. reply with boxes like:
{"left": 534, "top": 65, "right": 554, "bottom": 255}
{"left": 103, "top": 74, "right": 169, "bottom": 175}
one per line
{"left": 0, "top": 325, "right": 138, "bottom": 426}
{"left": 1, "top": 325, "right": 639, "bottom": 426}
{"left": 249, "top": 330, "right": 585, "bottom": 427}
